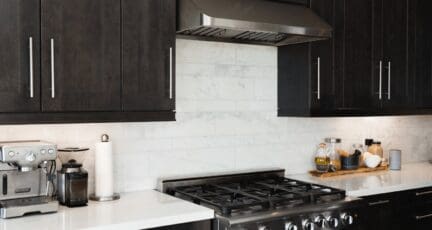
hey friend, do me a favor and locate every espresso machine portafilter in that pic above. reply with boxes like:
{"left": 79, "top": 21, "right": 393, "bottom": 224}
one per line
{"left": 0, "top": 141, "right": 59, "bottom": 218}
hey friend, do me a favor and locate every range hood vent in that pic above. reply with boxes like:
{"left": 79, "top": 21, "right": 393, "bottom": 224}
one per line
{"left": 177, "top": 0, "right": 332, "bottom": 46}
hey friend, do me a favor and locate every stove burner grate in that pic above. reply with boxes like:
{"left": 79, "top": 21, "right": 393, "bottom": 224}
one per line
{"left": 169, "top": 177, "right": 345, "bottom": 216}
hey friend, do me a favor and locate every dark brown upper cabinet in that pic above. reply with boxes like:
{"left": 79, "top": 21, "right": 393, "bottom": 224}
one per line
{"left": 278, "top": 0, "right": 427, "bottom": 117}
{"left": 0, "top": 0, "right": 176, "bottom": 123}
{"left": 412, "top": 0, "right": 432, "bottom": 110}
{"left": 334, "top": 0, "right": 375, "bottom": 114}
{"left": 374, "top": 0, "right": 411, "bottom": 113}
{"left": 0, "top": 0, "right": 41, "bottom": 112}
{"left": 122, "top": 0, "right": 176, "bottom": 112}
{"left": 278, "top": 0, "right": 335, "bottom": 116}
{"left": 41, "top": 0, "right": 121, "bottom": 112}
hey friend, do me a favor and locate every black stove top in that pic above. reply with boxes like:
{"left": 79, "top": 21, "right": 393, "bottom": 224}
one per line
{"left": 168, "top": 177, "right": 345, "bottom": 216}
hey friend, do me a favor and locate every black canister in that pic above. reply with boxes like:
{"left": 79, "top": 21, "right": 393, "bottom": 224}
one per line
{"left": 341, "top": 155, "right": 360, "bottom": 170}
{"left": 57, "top": 159, "right": 88, "bottom": 207}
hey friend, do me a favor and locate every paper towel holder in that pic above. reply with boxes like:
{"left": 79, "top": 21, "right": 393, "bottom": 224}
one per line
{"left": 90, "top": 133, "right": 120, "bottom": 202}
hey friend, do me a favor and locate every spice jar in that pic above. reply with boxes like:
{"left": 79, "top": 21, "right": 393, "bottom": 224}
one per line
{"left": 368, "top": 141, "right": 383, "bottom": 158}
{"left": 315, "top": 143, "right": 330, "bottom": 172}
{"left": 325, "top": 138, "right": 342, "bottom": 171}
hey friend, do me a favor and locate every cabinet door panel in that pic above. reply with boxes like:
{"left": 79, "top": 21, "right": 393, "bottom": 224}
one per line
{"left": 0, "top": 0, "right": 40, "bottom": 112}
{"left": 381, "top": 0, "right": 409, "bottom": 110}
{"left": 362, "top": 193, "right": 401, "bottom": 230}
{"left": 335, "top": 0, "right": 375, "bottom": 112}
{"left": 413, "top": 0, "right": 432, "bottom": 109}
{"left": 41, "top": 0, "right": 121, "bottom": 112}
{"left": 122, "top": 0, "right": 176, "bottom": 111}
{"left": 310, "top": 0, "right": 335, "bottom": 111}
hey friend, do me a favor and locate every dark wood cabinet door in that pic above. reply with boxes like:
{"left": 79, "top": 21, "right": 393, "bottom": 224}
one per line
{"left": 362, "top": 193, "right": 402, "bottom": 230}
{"left": 278, "top": 43, "right": 312, "bottom": 116}
{"left": 412, "top": 0, "right": 432, "bottom": 109}
{"left": 380, "top": 0, "right": 410, "bottom": 111}
{"left": 310, "top": 0, "right": 335, "bottom": 112}
{"left": 41, "top": 0, "right": 121, "bottom": 112}
{"left": 122, "top": 0, "right": 176, "bottom": 112}
{"left": 335, "top": 0, "right": 375, "bottom": 113}
{"left": 0, "top": 0, "right": 40, "bottom": 112}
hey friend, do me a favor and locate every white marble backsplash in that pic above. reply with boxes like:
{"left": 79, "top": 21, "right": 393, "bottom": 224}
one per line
{"left": 0, "top": 39, "right": 431, "bottom": 193}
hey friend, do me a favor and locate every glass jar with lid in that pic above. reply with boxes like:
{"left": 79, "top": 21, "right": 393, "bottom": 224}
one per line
{"left": 314, "top": 143, "right": 330, "bottom": 172}
{"left": 368, "top": 141, "right": 383, "bottom": 158}
{"left": 325, "top": 138, "right": 342, "bottom": 171}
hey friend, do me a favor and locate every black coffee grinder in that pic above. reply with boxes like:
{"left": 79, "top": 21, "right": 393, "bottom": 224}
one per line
{"left": 57, "top": 148, "right": 89, "bottom": 207}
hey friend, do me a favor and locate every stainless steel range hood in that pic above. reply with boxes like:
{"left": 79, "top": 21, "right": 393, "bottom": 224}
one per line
{"left": 177, "top": 0, "right": 332, "bottom": 46}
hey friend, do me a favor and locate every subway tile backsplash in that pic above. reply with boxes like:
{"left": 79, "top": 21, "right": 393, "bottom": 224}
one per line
{"left": 1, "top": 39, "right": 431, "bottom": 193}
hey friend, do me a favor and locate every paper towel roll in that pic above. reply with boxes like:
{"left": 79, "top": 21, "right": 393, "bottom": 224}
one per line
{"left": 95, "top": 140, "right": 114, "bottom": 197}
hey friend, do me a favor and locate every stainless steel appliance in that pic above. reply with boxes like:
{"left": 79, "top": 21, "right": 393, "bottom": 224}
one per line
{"left": 177, "top": 0, "right": 332, "bottom": 46}
{"left": 0, "top": 141, "right": 58, "bottom": 218}
{"left": 57, "top": 159, "right": 88, "bottom": 207}
{"left": 160, "top": 169, "right": 366, "bottom": 230}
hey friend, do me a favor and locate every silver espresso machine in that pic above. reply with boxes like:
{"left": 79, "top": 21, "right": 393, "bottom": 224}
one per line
{"left": 0, "top": 141, "right": 59, "bottom": 218}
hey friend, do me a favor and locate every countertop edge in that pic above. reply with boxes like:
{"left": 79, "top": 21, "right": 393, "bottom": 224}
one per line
{"left": 348, "top": 181, "right": 432, "bottom": 197}
{"left": 83, "top": 211, "right": 215, "bottom": 230}
{"left": 288, "top": 162, "right": 432, "bottom": 198}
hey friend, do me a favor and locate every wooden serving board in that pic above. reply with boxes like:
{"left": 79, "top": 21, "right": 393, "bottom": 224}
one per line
{"left": 309, "top": 165, "right": 389, "bottom": 178}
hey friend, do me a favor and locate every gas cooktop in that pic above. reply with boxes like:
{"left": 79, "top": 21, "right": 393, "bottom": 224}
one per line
{"left": 169, "top": 177, "right": 345, "bottom": 217}
{"left": 160, "top": 169, "right": 366, "bottom": 230}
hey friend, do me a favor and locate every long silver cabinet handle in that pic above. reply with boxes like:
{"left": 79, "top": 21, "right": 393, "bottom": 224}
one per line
{"left": 169, "top": 47, "right": 173, "bottom": 99}
{"left": 416, "top": 213, "right": 432, "bottom": 220}
{"left": 317, "top": 57, "right": 321, "bottom": 100}
{"left": 368, "top": 200, "right": 390, "bottom": 206}
{"left": 379, "top": 60, "right": 383, "bottom": 100}
{"left": 50, "top": 38, "right": 55, "bottom": 98}
{"left": 387, "top": 61, "right": 391, "bottom": 100}
{"left": 29, "top": 37, "right": 34, "bottom": 98}
{"left": 416, "top": 190, "right": 432, "bottom": 196}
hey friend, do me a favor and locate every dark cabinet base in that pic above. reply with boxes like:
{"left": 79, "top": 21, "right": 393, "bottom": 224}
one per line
{"left": 0, "top": 111, "right": 175, "bottom": 124}
{"left": 362, "top": 187, "right": 432, "bottom": 230}
{"left": 279, "top": 108, "right": 432, "bottom": 117}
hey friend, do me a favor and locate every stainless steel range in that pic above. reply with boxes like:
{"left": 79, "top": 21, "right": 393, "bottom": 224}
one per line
{"left": 160, "top": 169, "right": 366, "bottom": 230}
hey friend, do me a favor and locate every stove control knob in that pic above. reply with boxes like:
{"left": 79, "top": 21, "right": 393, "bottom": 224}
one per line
{"left": 302, "top": 219, "right": 315, "bottom": 230}
{"left": 257, "top": 225, "right": 269, "bottom": 230}
{"left": 314, "top": 215, "right": 327, "bottom": 228}
{"left": 285, "top": 221, "right": 298, "bottom": 230}
{"left": 8, "top": 151, "right": 15, "bottom": 157}
{"left": 26, "top": 152, "right": 36, "bottom": 162}
{"left": 326, "top": 216, "right": 339, "bottom": 228}
{"left": 341, "top": 213, "right": 354, "bottom": 225}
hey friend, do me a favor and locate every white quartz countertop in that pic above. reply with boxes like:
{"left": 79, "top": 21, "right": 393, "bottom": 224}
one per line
{"left": 289, "top": 162, "right": 432, "bottom": 197}
{"left": 0, "top": 190, "right": 214, "bottom": 230}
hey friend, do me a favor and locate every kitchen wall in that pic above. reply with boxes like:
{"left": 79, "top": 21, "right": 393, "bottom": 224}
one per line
{"left": 0, "top": 39, "right": 431, "bottom": 193}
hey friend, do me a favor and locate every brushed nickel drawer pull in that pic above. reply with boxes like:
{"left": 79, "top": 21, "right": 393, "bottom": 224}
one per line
{"left": 416, "top": 213, "right": 432, "bottom": 220}
{"left": 50, "top": 38, "right": 55, "bottom": 98}
{"left": 29, "top": 37, "right": 34, "bottom": 98}
{"left": 387, "top": 61, "right": 391, "bottom": 100}
{"left": 416, "top": 190, "right": 432, "bottom": 196}
{"left": 317, "top": 57, "right": 321, "bottom": 100}
{"left": 379, "top": 60, "right": 383, "bottom": 100}
{"left": 368, "top": 200, "right": 390, "bottom": 206}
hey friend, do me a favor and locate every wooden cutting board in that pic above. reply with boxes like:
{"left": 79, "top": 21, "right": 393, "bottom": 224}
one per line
{"left": 309, "top": 165, "right": 389, "bottom": 178}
